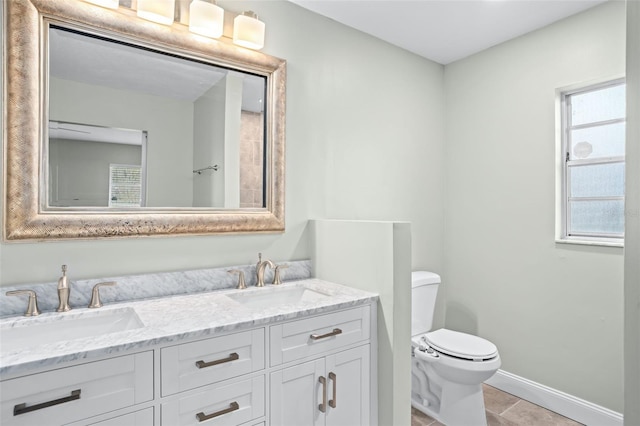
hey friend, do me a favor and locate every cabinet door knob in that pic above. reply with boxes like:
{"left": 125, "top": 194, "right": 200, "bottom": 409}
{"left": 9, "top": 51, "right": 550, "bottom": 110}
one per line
{"left": 14, "top": 389, "right": 81, "bottom": 416}
{"left": 195, "top": 401, "right": 239, "bottom": 422}
{"left": 195, "top": 352, "right": 239, "bottom": 369}
{"left": 310, "top": 328, "right": 342, "bottom": 340}
{"left": 318, "top": 376, "right": 327, "bottom": 413}
{"left": 329, "top": 372, "right": 337, "bottom": 408}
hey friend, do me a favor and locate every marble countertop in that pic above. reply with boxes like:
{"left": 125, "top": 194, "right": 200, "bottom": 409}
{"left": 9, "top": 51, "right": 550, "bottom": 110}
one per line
{"left": 0, "top": 279, "right": 378, "bottom": 378}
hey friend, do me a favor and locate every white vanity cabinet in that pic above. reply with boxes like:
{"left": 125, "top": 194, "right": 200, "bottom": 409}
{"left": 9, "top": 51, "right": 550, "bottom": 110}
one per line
{"left": 0, "top": 352, "right": 153, "bottom": 426}
{"left": 0, "top": 289, "right": 377, "bottom": 426}
{"left": 269, "top": 306, "right": 372, "bottom": 426}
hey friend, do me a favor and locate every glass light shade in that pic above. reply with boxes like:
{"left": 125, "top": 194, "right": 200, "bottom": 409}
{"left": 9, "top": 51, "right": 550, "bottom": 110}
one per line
{"left": 137, "top": 0, "right": 175, "bottom": 25}
{"left": 189, "top": 0, "right": 224, "bottom": 39}
{"left": 84, "top": 0, "right": 119, "bottom": 9}
{"left": 233, "top": 11, "right": 265, "bottom": 50}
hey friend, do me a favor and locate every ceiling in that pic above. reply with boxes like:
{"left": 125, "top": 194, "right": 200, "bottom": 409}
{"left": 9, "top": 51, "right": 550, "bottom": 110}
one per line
{"left": 289, "top": 0, "right": 609, "bottom": 64}
{"left": 49, "top": 27, "right": 265, "bottom": 112}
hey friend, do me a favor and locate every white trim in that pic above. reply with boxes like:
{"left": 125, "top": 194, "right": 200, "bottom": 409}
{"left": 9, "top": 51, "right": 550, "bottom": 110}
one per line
{"left": 485, "top": 369, "right": 623, "bottom": 426}
{"left": 555, "top": 238, "right": 623, "bottom": 248}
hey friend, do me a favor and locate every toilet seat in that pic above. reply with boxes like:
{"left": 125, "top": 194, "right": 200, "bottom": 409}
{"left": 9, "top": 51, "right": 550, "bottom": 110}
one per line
{"left": 416, "top": 329, "right": 498, "bottom": 361}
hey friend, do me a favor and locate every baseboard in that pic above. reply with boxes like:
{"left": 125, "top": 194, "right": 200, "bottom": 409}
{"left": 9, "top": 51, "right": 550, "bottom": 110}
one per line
{"left": 485, "top": 369, "right": 623, "bottom": 426}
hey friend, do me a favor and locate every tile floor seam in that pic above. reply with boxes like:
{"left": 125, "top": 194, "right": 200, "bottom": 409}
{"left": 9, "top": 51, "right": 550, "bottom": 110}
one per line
{"left": 500, "top": 400, "right": 521, "bottom": 416}
{"left": 499, "top": 399, "right": 522, "bottom": 417}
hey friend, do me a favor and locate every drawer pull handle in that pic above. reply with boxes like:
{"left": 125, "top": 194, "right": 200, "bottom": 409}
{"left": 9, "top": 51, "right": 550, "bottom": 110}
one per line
{"left": 195, "top": 352, "right": 239, "bottom": 369}
{"left": 318, "top": 376, "right": 327, "bottom": 413}
{"left": 196, "top": 401, "right": 239, "bottom": 422}
{"left": 329, "top": 372, "right": 337, "bottom": 408}
{"left": 310, "top": 328, "right": 342, "bottom": 340}
{"left": 13, "top": 389, "right": 81, "bottom": 416}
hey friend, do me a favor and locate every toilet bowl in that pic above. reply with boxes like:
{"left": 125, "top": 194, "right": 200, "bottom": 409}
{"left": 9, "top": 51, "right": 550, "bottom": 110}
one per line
{"left": 411, "top": 272, "right": 500, "bottom": 426}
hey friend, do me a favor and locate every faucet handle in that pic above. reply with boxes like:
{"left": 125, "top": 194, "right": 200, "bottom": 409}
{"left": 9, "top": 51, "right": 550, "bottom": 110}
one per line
{"left": 88, "top": 281, "right": 117, "bottom": 308}
{"left": 272, "top": 264, "right": 289, "bottom": 285}
{"left": 228, "top": 270, "right": 247, "bottom": 289}
{"left": 6, "top": 290, "right": 40, "bottom": 316}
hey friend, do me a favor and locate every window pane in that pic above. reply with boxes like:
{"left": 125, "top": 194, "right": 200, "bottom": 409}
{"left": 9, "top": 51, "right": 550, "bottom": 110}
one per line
{"left": 569, "top": 199, "right": 624, "bottom": 235}
{"left": 109, "top": 164, "right": 142, "bottom": 207}
{"left": 570, "top": 122, "right": 625, "bottom": 159}
{"left": 569, "top": 162, "right": 625, "bottom": 198}
{"left": 571, "top": 84, "right": 625, "bottom": 126}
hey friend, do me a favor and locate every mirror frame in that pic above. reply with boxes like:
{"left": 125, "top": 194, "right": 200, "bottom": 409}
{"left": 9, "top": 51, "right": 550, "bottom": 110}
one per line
{"left": 3, "top": 0, "right": 286, "bottom": 241}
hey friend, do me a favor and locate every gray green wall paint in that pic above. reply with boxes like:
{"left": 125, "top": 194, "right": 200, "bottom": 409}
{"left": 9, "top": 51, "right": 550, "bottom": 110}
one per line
{"left": 443, "top": 1, "right": 625, "bottom": 412}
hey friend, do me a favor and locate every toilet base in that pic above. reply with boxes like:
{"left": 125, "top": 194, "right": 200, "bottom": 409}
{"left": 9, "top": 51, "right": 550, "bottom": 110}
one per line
{"left": 412, "top": 382, "right": 488, "bottom": 426}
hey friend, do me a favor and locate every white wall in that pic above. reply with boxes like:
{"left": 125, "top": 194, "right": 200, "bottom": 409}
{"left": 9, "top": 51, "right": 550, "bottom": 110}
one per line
{"left": 625, "top": 1, "right": 640, "bottom": 423}
{"left": 0, "top": 1, "right": 446, "bottom": 301}
{"left": 49, "top": 77, "right": 194, "bottom": 207}
{"left": 443, "top": 2, "right": 625, "bottom": 412}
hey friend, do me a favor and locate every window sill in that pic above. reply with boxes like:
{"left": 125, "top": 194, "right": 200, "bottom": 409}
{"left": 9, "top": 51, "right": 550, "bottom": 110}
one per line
{"left": 555, "top": 238, "right": 624, "bottom": 248}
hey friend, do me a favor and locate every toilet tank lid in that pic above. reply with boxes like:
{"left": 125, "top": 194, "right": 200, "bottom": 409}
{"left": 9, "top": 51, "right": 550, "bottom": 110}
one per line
{"left": 412, "top": 271, "right": 441, "bottom": 287}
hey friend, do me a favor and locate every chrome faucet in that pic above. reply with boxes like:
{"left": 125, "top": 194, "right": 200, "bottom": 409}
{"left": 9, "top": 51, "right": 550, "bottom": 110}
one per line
{"left": 57, "top": 264, "right": 71, "bottom": 312}
{"left": 256, "top": 258, "right": 275, "bottom": 287}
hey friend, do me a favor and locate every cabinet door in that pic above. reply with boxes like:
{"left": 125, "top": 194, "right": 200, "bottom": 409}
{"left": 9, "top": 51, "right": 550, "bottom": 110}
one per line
{"left": 270, "top": 359, "right": 324, "bottom": 426}
{"left": 325, "top": 345, "right": 370, "bottom": 426}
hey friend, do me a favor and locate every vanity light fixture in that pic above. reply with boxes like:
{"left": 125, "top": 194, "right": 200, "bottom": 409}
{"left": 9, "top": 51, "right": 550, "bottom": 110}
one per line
{"left": 137, "top": 0, "right": 175, "bottom": 25}
{"left": 189, "top": 0, "right": 224, "bottom": 39}
{"left": 233, "top": 11, "right": 265, "bottom": 50}
{"left": 83, "top": 0, "right": 119, "bottom": 9}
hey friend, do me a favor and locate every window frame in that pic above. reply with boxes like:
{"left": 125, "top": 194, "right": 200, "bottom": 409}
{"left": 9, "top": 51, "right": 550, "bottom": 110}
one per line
{"left": 557, "top": 78, "right": 626, "bottom": 247}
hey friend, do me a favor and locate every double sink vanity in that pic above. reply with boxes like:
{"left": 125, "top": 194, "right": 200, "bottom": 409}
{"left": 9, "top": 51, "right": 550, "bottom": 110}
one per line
{"left": 0, "top": 277, "right": 378, "bottom": 426}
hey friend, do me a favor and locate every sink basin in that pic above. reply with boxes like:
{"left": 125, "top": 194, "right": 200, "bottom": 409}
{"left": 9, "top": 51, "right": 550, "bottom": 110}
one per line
{"left": 0, "top": 307, "right": 143, "bottom": 354}
{"left": 226, "top": 286, "right": 330, "bottom": 309}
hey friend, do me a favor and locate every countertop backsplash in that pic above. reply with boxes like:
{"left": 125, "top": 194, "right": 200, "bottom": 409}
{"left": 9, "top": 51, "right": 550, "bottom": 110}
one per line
{"left": 0, "top": 260, "right": 312, "bottom": 318}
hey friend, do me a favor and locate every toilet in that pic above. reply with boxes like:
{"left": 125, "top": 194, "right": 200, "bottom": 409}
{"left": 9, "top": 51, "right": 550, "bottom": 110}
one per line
{"left": 411, "top": 271, "right": 501, "bottom": 426}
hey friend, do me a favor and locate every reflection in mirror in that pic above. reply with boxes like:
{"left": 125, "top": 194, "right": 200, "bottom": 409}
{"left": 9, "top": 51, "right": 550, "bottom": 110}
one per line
{"left": 48, "top": 121, "right": 147, "bottom": 208}
{"left": 48, "top": 25, "right": 267, "bottom": 210}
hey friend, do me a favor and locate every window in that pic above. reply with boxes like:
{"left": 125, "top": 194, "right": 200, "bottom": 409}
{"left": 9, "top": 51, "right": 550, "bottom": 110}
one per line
{"left": 109, "top": 164, "right": 143, "bottom": 207}
{"left": 560, "top": 79, "right": 626, "bottom": 244}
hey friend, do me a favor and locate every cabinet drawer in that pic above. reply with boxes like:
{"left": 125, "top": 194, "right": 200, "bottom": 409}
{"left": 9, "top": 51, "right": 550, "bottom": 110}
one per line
{"left": 270, "top": 306, "right": 370, "bottom": 366}
{"left": 161, "top": 328, "right": 264, "bottom": 396}
{"left": 0, "top": 352, "right": 153, "bottom": 426}
{"left": 161, "top": 376, "right": 265, "bottom": 426}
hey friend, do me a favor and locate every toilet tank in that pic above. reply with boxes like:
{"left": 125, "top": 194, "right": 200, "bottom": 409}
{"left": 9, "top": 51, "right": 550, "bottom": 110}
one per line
{"left": 411, "top": 271, "right": 441, "bottom": 336}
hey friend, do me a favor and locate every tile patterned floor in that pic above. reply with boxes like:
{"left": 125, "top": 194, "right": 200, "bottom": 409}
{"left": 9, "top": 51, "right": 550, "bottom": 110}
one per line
{"left": 411, "top": 384, "right": 584, "bottom": 426}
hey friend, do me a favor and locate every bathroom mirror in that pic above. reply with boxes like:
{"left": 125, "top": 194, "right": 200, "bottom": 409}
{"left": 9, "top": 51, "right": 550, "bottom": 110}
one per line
{"left": 3, "top": 0, "right": 286, "bottom": 240}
